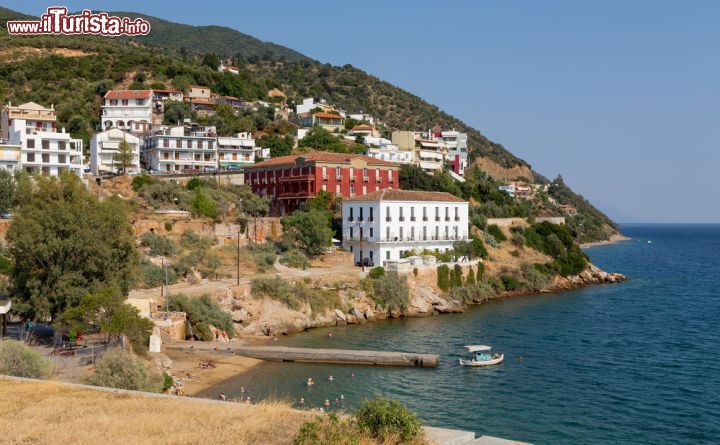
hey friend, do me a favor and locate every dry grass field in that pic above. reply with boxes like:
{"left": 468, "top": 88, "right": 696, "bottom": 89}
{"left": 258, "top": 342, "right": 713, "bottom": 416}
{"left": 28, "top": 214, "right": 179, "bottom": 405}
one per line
{"left": 0, "top": 378, "right": 315, "bottom": 445}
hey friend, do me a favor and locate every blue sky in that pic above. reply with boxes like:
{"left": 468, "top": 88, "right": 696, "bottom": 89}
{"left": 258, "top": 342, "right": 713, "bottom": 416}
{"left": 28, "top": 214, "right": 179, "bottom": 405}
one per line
{"left": 5, "top": 1, "right": 719, "bottom": 222}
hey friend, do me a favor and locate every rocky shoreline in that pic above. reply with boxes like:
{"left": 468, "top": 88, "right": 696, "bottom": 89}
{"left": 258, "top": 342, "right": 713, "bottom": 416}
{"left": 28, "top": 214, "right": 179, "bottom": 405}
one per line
{"left": 222, "top": 264, "right": 627, "bottom": 338}
{"left": 580, "top": 233, "right": 631, "bottom": 249}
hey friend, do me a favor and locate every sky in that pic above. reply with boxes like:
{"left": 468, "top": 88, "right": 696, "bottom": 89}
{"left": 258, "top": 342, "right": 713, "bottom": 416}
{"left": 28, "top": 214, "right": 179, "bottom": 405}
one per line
{"left": 5, "top": 1, "right": 719, "bottom": 223}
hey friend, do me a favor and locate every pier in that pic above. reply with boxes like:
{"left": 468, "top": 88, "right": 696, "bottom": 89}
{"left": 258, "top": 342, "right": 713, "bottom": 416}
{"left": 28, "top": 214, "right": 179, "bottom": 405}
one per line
{"left": 165, "top": 343, "right": 439, "bottom": 368}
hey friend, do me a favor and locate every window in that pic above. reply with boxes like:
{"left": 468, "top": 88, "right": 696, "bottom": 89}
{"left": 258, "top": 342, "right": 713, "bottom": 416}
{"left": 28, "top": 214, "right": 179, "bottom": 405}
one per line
{"left": 58, "top": 141, "right": 66, "bottom": 150}
{"left": 386, "top": 207, "right": 391, "bottom": 221}
{"left": 369, "top": 207, "right": 374, "bottom": 221}
{"left": 445, "top": 206, "right": 450, "bottom": 221}
{"left": 42, "top": 140, "right": 49, "bottom": 150}
{"left": 336, "top": 166, "right": 341, "bottom": 178}
{"left": 27, "top": 153, "right": 35, "bottom": 162}
{"left": 423, "top": 226, "right": 427, "bottom": 240}
{"left": 362, "top": 167, "right": 367, "bottom": 177}
{"left": 349, "top": 207, "right": 354, "bottom": 221}
{"left": 349, "top": 227, "right": 353, "bottom": 238}
{"left": 400, "top": 227, "right": 404, "bottom": 239}
{"left": 208, "top": 140, "right": 214, "bottom": 149}
{"left": 58, "top": 154, "right": 66, "bottom": 163}
{"left": 110, "top": 100, "right": 118, "bottom": 106}
{"left": 386, "top": 227, "right": 390, "bottom": 240}
{"left": 359, "top": 207, "right": 364, "bottom": 221}
{"left": 122, "top": 99, "right": 128, "bottom": 106}
{"left": 435, "top": 207, "right": 440, "bottom": 221}
{"left": 163, "top": 138, "right": 169, "bottom": 148}
{"left": 362, "top": 185, "right": 367, "bottom": 194}
{"left": 386, "top": 251, "right": 390, "bottom": 260}
{"left": 388, "top": 169, "right": 393, "bottom": 182}
{"left": 369, "top": 228, "right": 374, "bottom": 237}
{"left": 399, "top": 207, "right": 404, "bottom": 221}
{"left": 376, "top": 168, "right": 380, "bottom": 179}
{"left": 27, "top": 139, "right": 35, "bottom": 149}
{"left": 350, "top": 184, "right": 355, "bottom": 195}
{"left": 435, "top": 226, "right": 439, "bottom": 239}
{"left": 322, "top": 166, "right": 327, "bottom": 178}
{"left": 136, "top": 99, "right": 145, "bottom": 106}
{"left": 336, "top": 184, "right": 341, "bottom": 195}
{"left": 411, "top": 227, "right": 415, "bottom": 240}
{"left": 176, "top": 139, "right": 181, "bottom": 148}
{"left": 445, "top": 226, "right": 449, "bottom": 238}
{"left": 322, "top": 184, "right": 327, "bottom": 191}
{"left": 455, "top": 207, "right": 459, "bottom": 220}
{"left": 410, "top": 207, "right": 415, "bottom": 221}
{"left": 369, "top": 251, "right": 373, "bottom": 260}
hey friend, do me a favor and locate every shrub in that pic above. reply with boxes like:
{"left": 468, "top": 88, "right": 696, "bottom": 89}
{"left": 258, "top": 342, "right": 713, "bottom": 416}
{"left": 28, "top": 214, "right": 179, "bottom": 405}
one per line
{"left": 294, "top": 414, "right": 363, "bottom": 445}
{"left": 470, "top": 235, "right": 489, "bottom": 259}
{"left": 138, "top": 181, "right": 189, "bottom": 209}
{"left": 162, "top": 373, "right": 174, "bottom": 392}
{"left": 251, "top": 276, "right": 341, "bottom": 315}
{"left": 84, "top": 349, "right": 163, "bottom": 392}
{"left": 437, "top": 264, "right": 450, "bottom": 291}
{"left": 368, "top": 266, "right": 385, "bottom": 279}
{"left": 138, "top": 258, "right": 177, "bottom": 288}
{"left": 370, "top": 273, "right": 409, "bottom": 311}
{"left": 190, "top": 187, "right": 219, "bottom": 220}
{"left": 500, "top": 274, "right": 523, "bottom": 291}
{"left": 0, "top": 254, "right": 12, "bottom": 275}
{"left": 168, "top": 294, "right": 234, "bottom": 341}
{"left": 476, "top": 262, "right": 485, "bottom": 281}
{"left": 451, "top": 264, "right": 464, "bottom": 288}
{"left": 465, "top": 266, "right": 476, "bottom": 285}
{"left": 280, "top": 249, "right": 310, "bottom": 269}
{"left": 519, "top": 262, "right": 551, "bottom": 291}
{"left": 450, "top": 281, "right": 502, "bottom": 304}
{"left": 0, "top": 340, "right": 54, "bottom": 378}
{"left": 140, "top": 232, "right": 178, "bottom": 256}
{"left": 413, "top": 267, "right": 419, "bottom": 277}
{"left": 511, "top": 232, "right": 526, "bottom": 248}
{"left": 179, "top": 229, "right": 214, "bottom": 251}
{"left": 487, "top": 224, "right": 507, "bottom": 243}
{"left": 245, "top": 242, "right": 277, "bottom": 272}
{"left": 355, "top": 397, "right": 423, "bottom": 442}
{"left": 131, "top": 174, "right": 156, "bottom": 192}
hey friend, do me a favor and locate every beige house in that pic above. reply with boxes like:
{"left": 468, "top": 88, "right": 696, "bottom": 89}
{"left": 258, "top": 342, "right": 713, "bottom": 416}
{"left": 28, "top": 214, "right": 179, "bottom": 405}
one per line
{"left": 187, "top": 85, "right": 211, "bottom": 101}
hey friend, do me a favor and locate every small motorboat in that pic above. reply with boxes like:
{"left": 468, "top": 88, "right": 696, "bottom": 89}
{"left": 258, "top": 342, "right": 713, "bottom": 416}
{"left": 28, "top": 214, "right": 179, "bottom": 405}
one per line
{"left": 459, "top": 345, "right": 504, "bottom": 367}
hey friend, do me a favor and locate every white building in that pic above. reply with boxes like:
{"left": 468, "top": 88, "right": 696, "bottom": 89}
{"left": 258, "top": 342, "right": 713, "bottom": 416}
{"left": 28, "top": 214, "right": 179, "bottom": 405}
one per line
{"left": 90, "top": 128, "right": 141, "bottom": 175}
{"left": 0, "top": 141, "right": 21, "bottom": 172}
{"left": 342, "top": 189, "right": 469, "bottom": 266}
{"left": 366, "top": 143, "right": 414, "bottom": 164}
{"left": 295, "top": 97, "right": 333, "bottom": 115}
{"left": 101, "top": 90, "right": 153, "bottom": 134}
{"left": 442, "top": 130, "right": 469, "bottom": 175}
{"left": 347, "top": 113, "right": 375, "bottom": 125}
{"left": 1, "top": 102, "right": 83, "bottom": 177}
{"left": 142, "top": 123, "right": 217, "bottom": 173}
{"left": 217, "top": 132, "right": 256, "bottom": 169}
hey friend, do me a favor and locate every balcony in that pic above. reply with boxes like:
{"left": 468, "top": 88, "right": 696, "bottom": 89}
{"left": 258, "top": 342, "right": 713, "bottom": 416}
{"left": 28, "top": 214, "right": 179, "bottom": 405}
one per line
{"left": 410, "top": 216, "right": 416, "bottom": 221}
{"left": 368, "top": 217, "right": 374, "bottom": 222}
{"left": 347, "top": 217, "right": 354, "bottom": 222}
{"left": 435, "top": 217, "right": 441, "bottom": 221}
{"left": 445, "top": 217, "right": 451, "bottom": 221}
{"left": 399, "top": 216, "right": 405, "bottom": 222}
{"left": 455, "top": 216, "right": 461, "bottom": 221}
{"left": 422, "top": 216, "right": 428, "bottom": 221}
{"left": 385, "top": 217, "right": 392, "bottom": 222}
{"left": 358, "top": 217, "right": 364, "bottom": 222}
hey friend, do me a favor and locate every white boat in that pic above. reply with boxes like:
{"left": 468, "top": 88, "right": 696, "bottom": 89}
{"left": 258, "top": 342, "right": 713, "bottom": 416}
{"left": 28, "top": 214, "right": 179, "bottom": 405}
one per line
{"left": 458, "top": 345, "right": 504, "bottom": 367}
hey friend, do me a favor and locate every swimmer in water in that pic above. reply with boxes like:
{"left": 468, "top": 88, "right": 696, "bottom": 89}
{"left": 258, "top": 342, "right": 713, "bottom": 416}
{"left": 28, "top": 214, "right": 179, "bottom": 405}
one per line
{"left": 328, "top": 375, "right": 334, "bottom": 382}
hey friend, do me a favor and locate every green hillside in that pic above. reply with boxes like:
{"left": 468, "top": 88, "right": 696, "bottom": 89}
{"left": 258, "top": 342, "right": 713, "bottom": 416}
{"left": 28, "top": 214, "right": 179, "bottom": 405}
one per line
{"left": 0, "top": 7, "right": 618, "bottom": 241}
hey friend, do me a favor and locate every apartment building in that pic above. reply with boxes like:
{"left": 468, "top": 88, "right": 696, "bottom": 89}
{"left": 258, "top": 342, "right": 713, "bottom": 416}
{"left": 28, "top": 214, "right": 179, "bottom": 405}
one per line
{"left": 101, "top": 90, "right": 153, "bottom": 134}
{"left": 1, "top": 102, "right": 83, "bottom": 176}
{"left": 217, "top": 132, "right": 257, "bottom": 169}
{"left": 342, "top": 189, "right": 469, "bottom": 266}
{"left": 142, "top": 123, "right": 217, "bottom": 173}
{"left": 90, "top": 128, "right": 141, "bottom": 175}
{"left": 244, "top": 153, "right": 399, "bottom": 215}
{"left": 442, "top": 130, "right": 469, "bottom": 175}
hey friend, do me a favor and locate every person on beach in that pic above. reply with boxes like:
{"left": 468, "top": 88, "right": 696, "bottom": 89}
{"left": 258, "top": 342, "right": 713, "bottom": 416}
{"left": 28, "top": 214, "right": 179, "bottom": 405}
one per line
{"left": 299, "top": 397, "right": 305, "bottom": 405}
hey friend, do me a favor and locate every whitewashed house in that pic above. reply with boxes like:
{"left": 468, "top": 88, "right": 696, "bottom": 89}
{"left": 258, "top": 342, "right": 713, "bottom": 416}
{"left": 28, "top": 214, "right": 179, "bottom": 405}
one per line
{"left": 142, "top": 123, "right": 217, "bottom": 173}
{"left": 1, "top": 102, "right": 83, "bottom": 177}
{"left": 442, "top": 130, "right": 469, "bottom": 175}
{"left": 90, "top": 128, "right": 141, "bottom": 175}
{"left": 217, "top": 132, "right": 256, "bottom": 169}
{"left": 342, "top": 189, "right": 469, "bottom": 266}
{"left": 101, "top": 90, "right": 153, "bottom": 134}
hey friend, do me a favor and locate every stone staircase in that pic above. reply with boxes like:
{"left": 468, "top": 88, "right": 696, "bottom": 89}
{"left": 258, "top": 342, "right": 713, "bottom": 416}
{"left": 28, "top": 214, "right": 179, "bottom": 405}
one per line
{"left": 423, "top": 426, "right": 532, "bottom": 445}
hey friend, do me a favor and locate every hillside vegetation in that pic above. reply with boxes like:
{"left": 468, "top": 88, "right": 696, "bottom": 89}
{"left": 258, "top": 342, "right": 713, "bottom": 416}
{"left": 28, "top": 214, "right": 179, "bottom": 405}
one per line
{"left": 0, "top": 6, "right": 618, "bottom": 242}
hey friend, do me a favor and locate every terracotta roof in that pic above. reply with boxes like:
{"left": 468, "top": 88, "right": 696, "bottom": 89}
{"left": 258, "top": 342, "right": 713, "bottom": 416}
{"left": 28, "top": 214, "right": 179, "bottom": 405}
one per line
{"left": 152, "top": 89, "right": 181, "bottom": 94}
{"left": 245, "top": 153, "right": 399, "bottom": 169}
{"left": 191, "top": 99, "right": 216, "bottom": 106}
{"left": 104, "top": 90, "right": 152, "bottom": 99}
{"left": 313, "top": 112, "right": 344, "bottom": 119}
{"left": 351, "top": 125, "right": 374, "bottom": 131}
{"left": 346, "top": 189, "right": 466, "bottom": 203}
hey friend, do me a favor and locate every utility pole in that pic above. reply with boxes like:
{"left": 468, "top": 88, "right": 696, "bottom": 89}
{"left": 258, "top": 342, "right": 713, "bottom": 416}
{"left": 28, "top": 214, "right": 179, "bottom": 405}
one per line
{"left": 237, "top": 227, "right": 241, "bottom": 286}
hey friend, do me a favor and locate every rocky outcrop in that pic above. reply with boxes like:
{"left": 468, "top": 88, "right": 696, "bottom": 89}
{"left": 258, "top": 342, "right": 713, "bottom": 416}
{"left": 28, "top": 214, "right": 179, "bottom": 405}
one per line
{"left": 209, "top": 264, "right": 626, "bottom": 337}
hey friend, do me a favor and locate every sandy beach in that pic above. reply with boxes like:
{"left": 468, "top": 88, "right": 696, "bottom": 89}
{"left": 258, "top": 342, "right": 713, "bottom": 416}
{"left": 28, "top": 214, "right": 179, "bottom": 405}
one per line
{"left": 581, "top": 233, "right": 631, "bottom": 249}
{"left": 164, "top": 346, "right": 261, "bottom": 397}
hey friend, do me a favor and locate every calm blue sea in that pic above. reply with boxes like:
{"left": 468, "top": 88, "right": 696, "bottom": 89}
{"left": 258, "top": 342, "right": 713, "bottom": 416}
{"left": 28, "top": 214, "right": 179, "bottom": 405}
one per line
{"left": 203, "top": 225, "right": 720, "bottom": 444}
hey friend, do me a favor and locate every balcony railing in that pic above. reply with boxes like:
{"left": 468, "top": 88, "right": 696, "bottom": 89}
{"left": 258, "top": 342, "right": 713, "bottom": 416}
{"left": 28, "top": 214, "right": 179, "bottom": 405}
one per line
{"left": 347, "top": 217, "right": 354, "bottom": 222}
{"left": 410, "top": 216, "right": 416, "bottom": 221}
{"left": 343, "top": 235, "right": 468, "bottom": 243}
{"left": 368, "top": 217, "right": 374, "bottom": 222}
{"left": 386, "top": 217, "right": 392, "bottom": 222}
{"left": 422, "top": 216, "right": 428, "bottom": 221}
{"left": 454, "top": 216, "right": 461, "bottom": 221}
{"left": 435, "top": 217, "right": 440, "bottom": 221}
{"left": 358, "top": 217, "right": 364, "bottom": 221}
{"left": 399, "top": 216, "right": 405, "bottom": 221}
{"left": 445, "top": 216, "right": 451, "bottom": 221}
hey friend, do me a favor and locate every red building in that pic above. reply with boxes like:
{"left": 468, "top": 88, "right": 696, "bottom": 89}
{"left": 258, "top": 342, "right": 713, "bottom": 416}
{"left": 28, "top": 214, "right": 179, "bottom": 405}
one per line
{"left": 244, "top": 153, "right": 400, "bottom": 215}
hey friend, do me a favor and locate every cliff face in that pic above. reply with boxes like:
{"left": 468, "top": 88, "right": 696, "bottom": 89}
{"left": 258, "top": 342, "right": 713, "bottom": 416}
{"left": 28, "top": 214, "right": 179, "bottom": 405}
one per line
{"left": 207, "top": 264, "right": 626, "bottom": 337}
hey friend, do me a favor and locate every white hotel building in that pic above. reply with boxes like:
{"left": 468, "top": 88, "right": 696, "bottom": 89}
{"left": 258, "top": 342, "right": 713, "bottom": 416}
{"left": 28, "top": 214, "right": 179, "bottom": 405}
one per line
{"left": 101, "top": 90, "right": 153, "bottom": 135}
{"left": 342, "top": 189, "right": 469, "bottom": 266}
{"left": 142, "top": 123, "right": 217, "bottom": 173}
{"left": 1, "top": 102, "right": 83, "bottom": 177}
{"left": 90, "top": 128, "right": 141, "bottom": 175}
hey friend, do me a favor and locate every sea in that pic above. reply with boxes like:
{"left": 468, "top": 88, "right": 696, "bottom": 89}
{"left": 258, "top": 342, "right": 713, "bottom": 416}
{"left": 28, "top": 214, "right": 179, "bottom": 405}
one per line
{"left": 202, "top": 224, "right": 720, "bottom": 445}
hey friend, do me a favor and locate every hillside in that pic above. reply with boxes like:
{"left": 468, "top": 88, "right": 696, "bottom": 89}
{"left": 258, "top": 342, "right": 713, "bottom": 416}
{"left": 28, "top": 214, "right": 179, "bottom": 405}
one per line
{"left": 0, "top": 7, "right": 618, "bottom": 241}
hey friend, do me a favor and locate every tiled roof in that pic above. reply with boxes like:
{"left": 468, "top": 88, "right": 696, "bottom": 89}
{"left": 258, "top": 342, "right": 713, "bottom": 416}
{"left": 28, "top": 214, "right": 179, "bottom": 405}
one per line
{"left": 152, "top": 89, "right": 181, "bottom": 94}
{"left": 351, "top": 125, "right": 374, "bottom": 131}
{"left": 245, "top": 153, "right": 399, "bottom": 169}
{"left": 313, "top": 112, "right": 344, "bottom": 119}
{"left": 104, "top": 90, "right": 152, "bottom": 99}
{"left": 346, "top": 189, "right": 466, "bottom": 203}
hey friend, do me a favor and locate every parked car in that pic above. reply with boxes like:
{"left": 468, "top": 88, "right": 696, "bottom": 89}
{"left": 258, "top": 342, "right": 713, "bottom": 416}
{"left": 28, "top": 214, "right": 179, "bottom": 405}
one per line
{"left": 126, "top": 170, "right": 141, "bottom": 176}
{"left": 356, "top": 258, "right": 374, "bottom": 267}
{"left": 0, "top": 210, "right": 13, "bottom": 219}
{"left": 225, "top": 165, "right": 242, "bottom": 171}
{"left": 82, "top": 165, "right": 91, "bottom": 174}
{"left": 204, "top": 167, "right": 218, "bottom": 173}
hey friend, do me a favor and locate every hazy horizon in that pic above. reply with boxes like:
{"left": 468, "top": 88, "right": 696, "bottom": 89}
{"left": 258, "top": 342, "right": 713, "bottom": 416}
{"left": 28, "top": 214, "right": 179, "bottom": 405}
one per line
{"left": 4, "top": 0, "right": 718, "bottom": 223}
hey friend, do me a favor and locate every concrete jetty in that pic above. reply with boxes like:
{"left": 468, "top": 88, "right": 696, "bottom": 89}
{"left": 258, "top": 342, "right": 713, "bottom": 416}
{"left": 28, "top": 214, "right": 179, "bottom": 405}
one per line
{"left": 165, "top": 343, "right": 439, "bottom": 367}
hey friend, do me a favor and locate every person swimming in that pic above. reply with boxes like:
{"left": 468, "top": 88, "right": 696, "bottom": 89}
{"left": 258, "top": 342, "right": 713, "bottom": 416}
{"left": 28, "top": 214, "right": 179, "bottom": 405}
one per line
{"left": 323, "top": 399, "right": 330, "bottom": 407}
{"left": 328, "top": 375, "right": 334, "bottom": 382}
{"left": 306, "top": 378, "right": 314, "bottom": 386}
